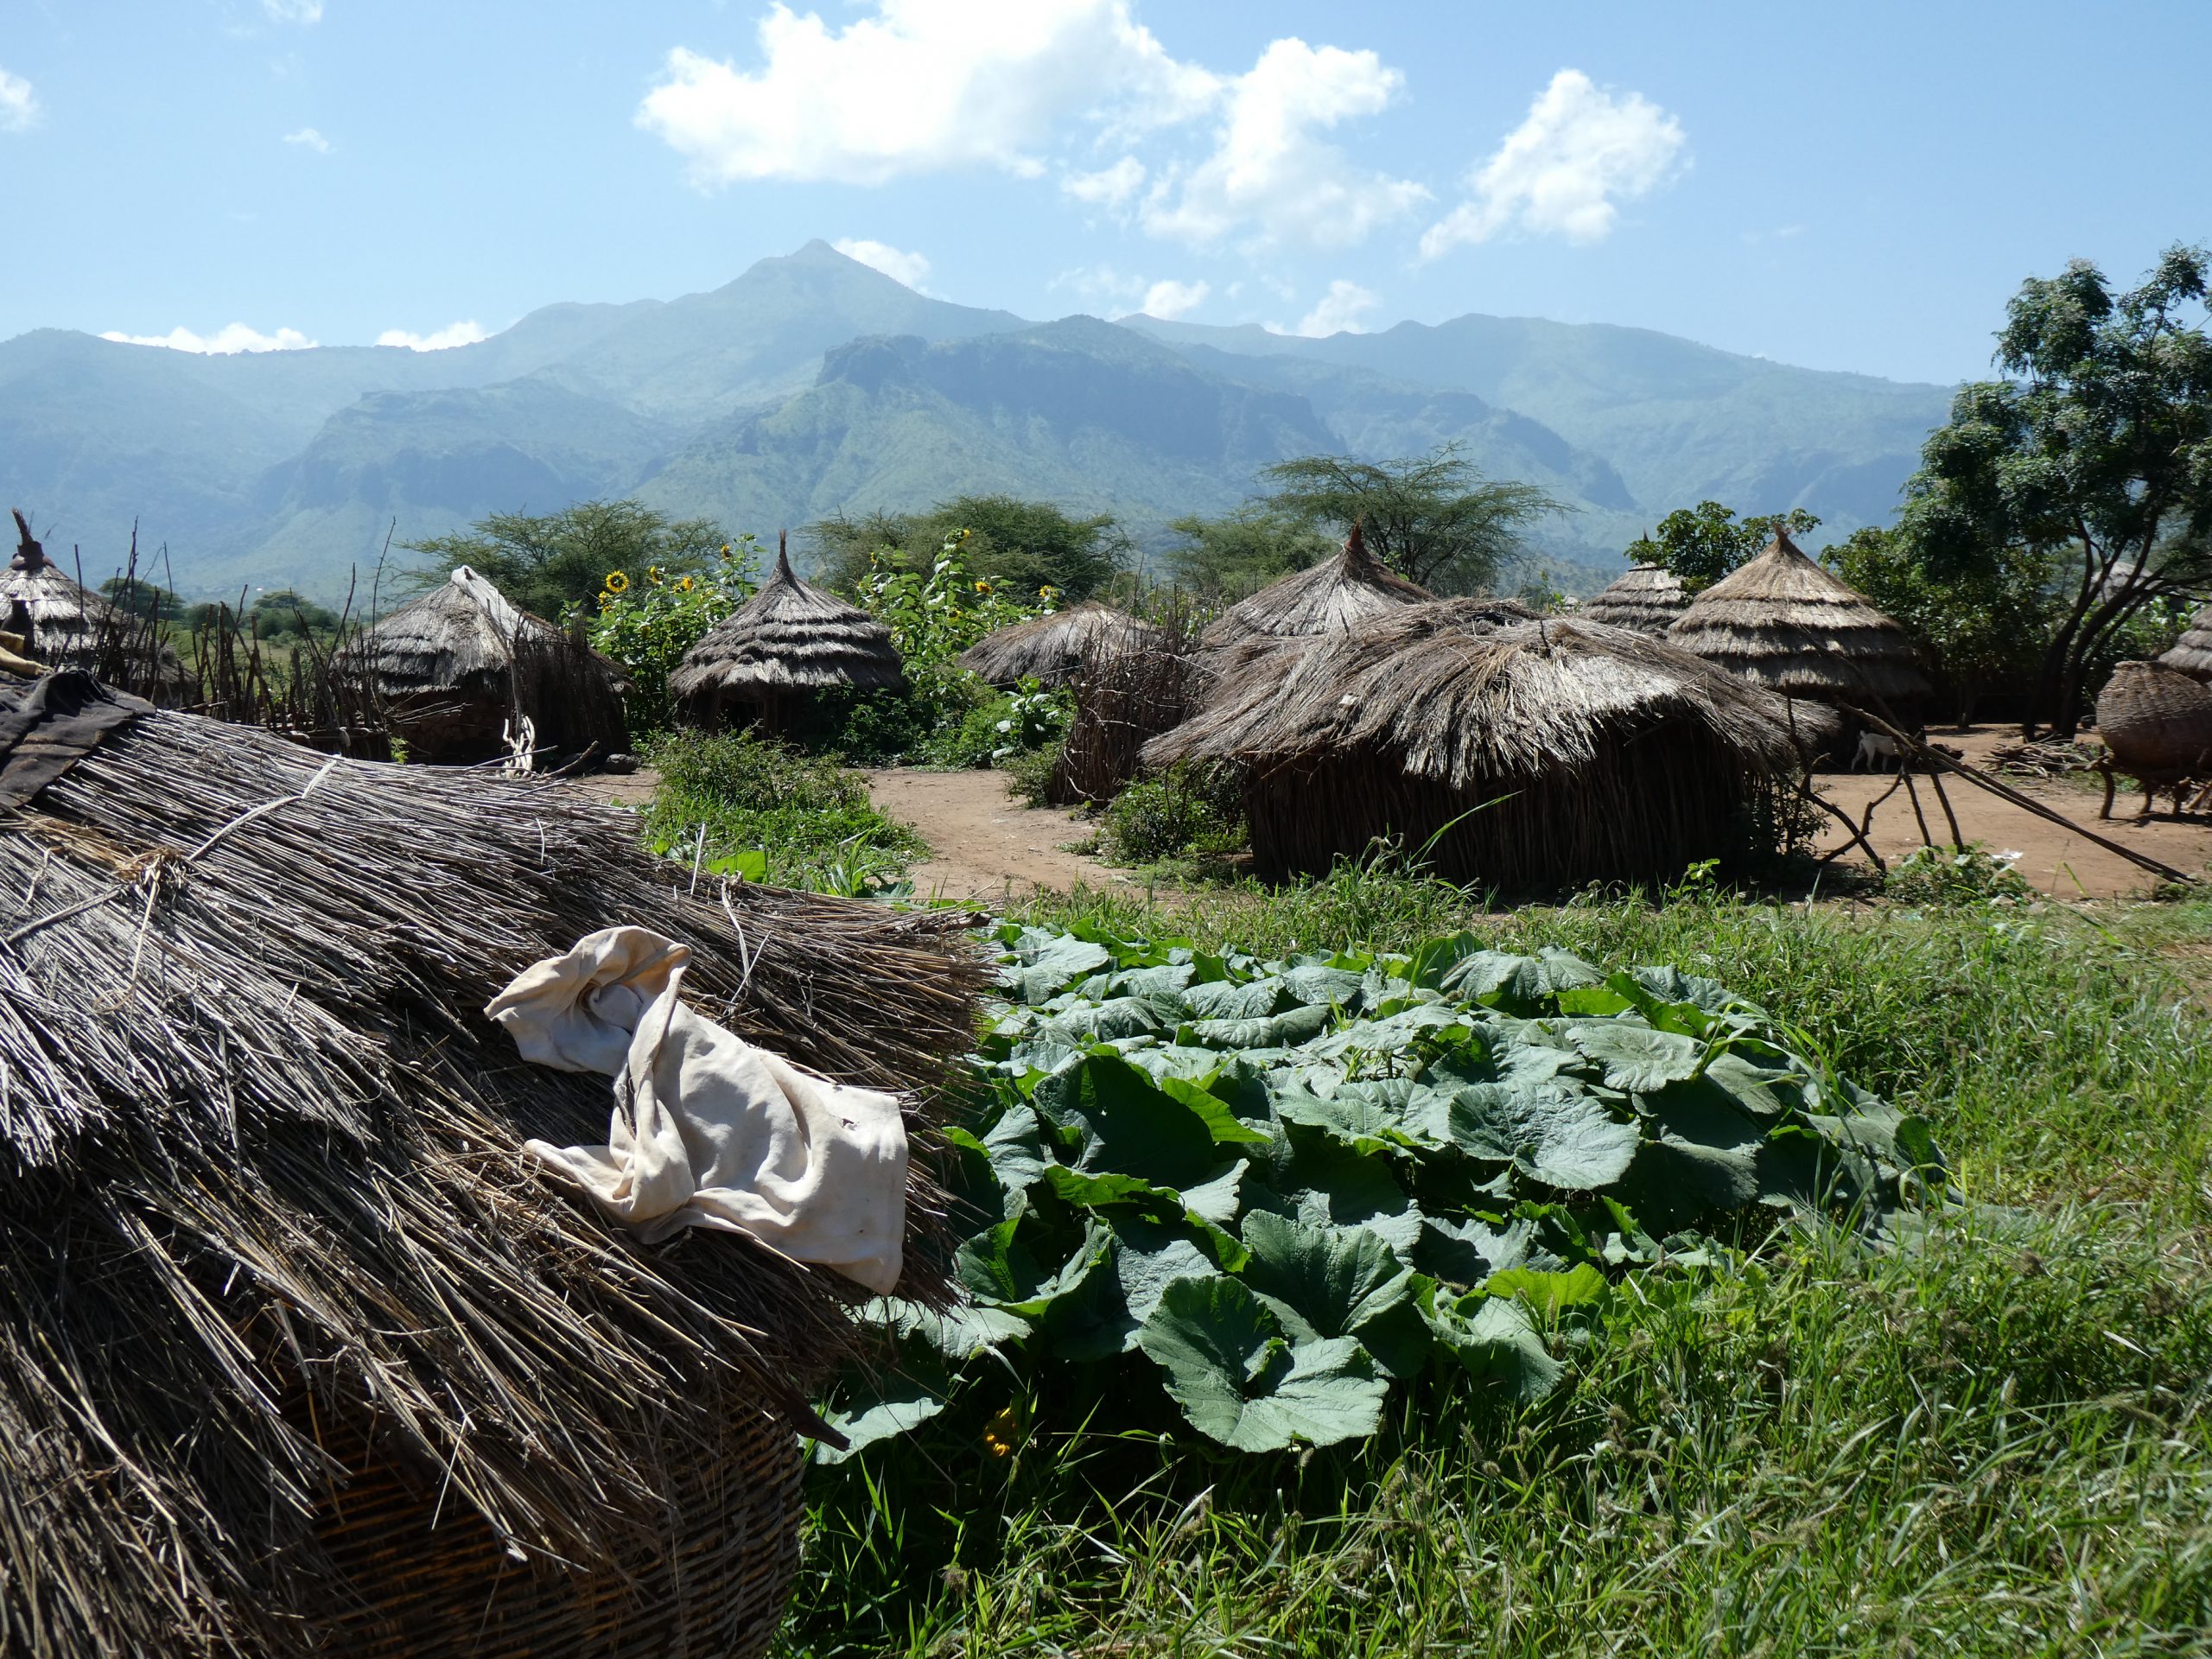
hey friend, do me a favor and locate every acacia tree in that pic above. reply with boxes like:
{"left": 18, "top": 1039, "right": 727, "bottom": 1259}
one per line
{"left": 1256, "top": 442, "right": 1562, "bottom": 594}
{"left": 1624, "top": 502, "right": 1822, "bottom": 592}
{"left": 1903, "top": 245, "right": 2212, "bottom": 739}
{"left": 404, "top": 499, "right": 727, "bottom": 620}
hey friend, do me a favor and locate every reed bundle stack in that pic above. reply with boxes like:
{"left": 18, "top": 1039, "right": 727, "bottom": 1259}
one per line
{"left": 1147, "top": 601, "right": 1811, "bottom": 891}
{"left": 0, "top": 670, "right": 982, "bottom": 1656}
{"left": 672, "top": 536, "right": 903, "bottom": 732}
{"left": 336, "top": 566, "right": 631, "bottom": 765}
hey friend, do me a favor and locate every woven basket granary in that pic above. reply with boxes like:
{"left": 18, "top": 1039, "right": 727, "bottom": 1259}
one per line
{"left": 2095, "top": 660, "right": 2212, "bottom": 781}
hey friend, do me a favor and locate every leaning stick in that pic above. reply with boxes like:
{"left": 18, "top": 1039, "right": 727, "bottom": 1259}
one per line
{"left": 1843, "top": 705, "right": 2199, "bottom": 887}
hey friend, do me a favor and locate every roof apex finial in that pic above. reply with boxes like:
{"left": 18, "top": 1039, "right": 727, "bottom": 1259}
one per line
{"left": 10, "top": 508, "right": 45, "bottom": 573}
{"left": 775, "top": 527, "right": 793, "bottom": 582}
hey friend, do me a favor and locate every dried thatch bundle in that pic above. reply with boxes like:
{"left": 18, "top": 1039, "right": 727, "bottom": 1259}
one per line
{"left": 1579, "top": 562, "right": 1688, "bottom": 635}
{"left": 2158, "top": 604, "right": 2212, "bottom": 682}
{"left": 957, "top": 602, "right": 1164, "bottom": 689}
{"left": 0, "top": 671, "right": 984, "bottom": 1657}
{"left": 337, "top": 566, "right": 631, "bottom": 764}
{"left": 1666, "top": 527, "right": 1931, "bottom": 709}
{"left": 671, "top": 536, "right": 903, "bottom": 730}
{"left": 5, "top": 507, "right": 188, "bottom": 699}
{"left": 1147, "top": 601, "right": 1814, "bottom": 891}
{"left": 1200, "top": 523, "right": 1432, "bottom": 651}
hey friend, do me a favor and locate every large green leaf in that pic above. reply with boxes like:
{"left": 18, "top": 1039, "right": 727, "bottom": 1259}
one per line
{"left": 957, "top": 1217, "right": 1109, "bottom": 1317}
{"left": 1564, "top": 1020, "right": 1708, "bottom": 1092}
{"left": 1038, "top": 1052, "right": 1243, "bottom": 1190}
{"left": 1444, "top": 1082, "right": 1641, "bottom": 1191}
{"left": 1266, "top": 1130, "right": 1425, "bottom": 1259}
{"left": 1137, "top": 1277, "right": 1389, "bottom": 1451}
{"left": 1416, "top": 1213, "right": 1535, "bottom": 1285}
{"left": 1241, "top": 1212, "right": 1428, "bottom": 1378}
{"left": 1183, "top": 976, "right": 1289, "bottom": 1021}
{"left": 1002, "top": 929, "right": 1114, "bottom": 1002}
{"left": 1270, "top": 1077, "right": 1442, "bottom": 1156}
{"left": 812, "top": 1374, "right": 949, "bottom": 1465}
{"left": 1421, "top": 1290, "right": 1563, "bottom": 1403}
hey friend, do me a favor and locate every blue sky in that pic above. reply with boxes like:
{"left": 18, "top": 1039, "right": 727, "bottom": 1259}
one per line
{"left": 2, "top": 0, "right": 2205, "bottom": 384}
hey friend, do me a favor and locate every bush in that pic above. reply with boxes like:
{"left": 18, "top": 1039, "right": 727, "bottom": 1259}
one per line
{"left": 639, "top": 728, "right": 926, "bottom": 895}
{"left": 586, "top": 537, "right": 760, "bottom": 734}
{"left": 1101, "top": 764, "right": 1245, "bottom": 865}
{"left": 1882, "top": 842, "right": 2032, "bottom": 906}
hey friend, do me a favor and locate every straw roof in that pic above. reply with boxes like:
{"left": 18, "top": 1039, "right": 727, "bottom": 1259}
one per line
{"left": 1200, "top": 522, "right": 1432, "bottom": 650}
{"left": 337, "top": 565, "right": 631, "bottom": 762}
{"left": 957, "top": 602, "right": 1164, "bottom": 689}
{"left": 0, "top": 673, "right": 982, "bottom": 1654}
{"left": 671, "top": 535, "right": 904, "bottom": 721}
{"left": 2158, "top": 603, "right": 2212, "bottom": 682}
{"left": 1147, "top": 601, "right": 1815, "bottom": 890}
{"left": 1666, "top": 527, "right": 1931, "bottom": 707}
{"left": 4, "top": 507, "right": 187, "bottom": 694}
{"left": 1579, "top": 562, "right": 1688, "bottom": 636}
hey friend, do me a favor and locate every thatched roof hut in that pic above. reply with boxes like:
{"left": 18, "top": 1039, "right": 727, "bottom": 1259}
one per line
{"left": 2158, "top": 604, "right": 2212, "bottom": 682}
{"left": 1579, "top": 562, "right": 1688, "bottom": 635}
{"left": 671, "top": 535, "right": 904, "bottom": 730}
{"left": 5, "top": 507, "right": 188, "bottom": 698}
{"left": 957, "top": 602, "right": 1164, "bottom": 689}
{"left": 1200, "top": 523, "right": 1432, "bottom": 651}
{"left": 1666, "top": 527, "right": 1931, "bottom": 711}
{"left": 0, "top": 668, "right": 982, "bottom": 1656}
{"left": 338, "top": 565, "right": 631, "bottom": 765}
{"left": 1146, "top": 601, "right": 1814, "bottom": 891}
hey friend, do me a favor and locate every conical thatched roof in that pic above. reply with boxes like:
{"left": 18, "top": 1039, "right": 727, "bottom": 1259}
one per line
{"left": 1200, "top": 522, "right": 1432, "bottom": 650}
{"left": 2158, "top": 604, "right": 2212, "bottom": 682}
{"left": 4, "top": 507, "right": 188, "bottom": 694}
{"left": 1147, "top": 601, "right": 1815, "bottom": 889}
{"left": 1666, "top": 527, "right": 1931, "bottom": 707}
{"left": 957, "top": 601, "right": 1164, "bottom": 688}
{"left": 343, "top": 566, "right": 623, "bottom": 694}
{"left": 671, "top": 535, "right": 903, "bottom": 716}
{"left": 0, "top": 670, "right": 982, "bottom": 1655}
{"left": 1579, "top": 562, "right": 1688, "bottom": 635}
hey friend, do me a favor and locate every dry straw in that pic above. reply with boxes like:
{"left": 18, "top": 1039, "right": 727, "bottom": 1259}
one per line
{"left": 1666, "top": 526, "right": 1931, "bottom": 706}
{"left": 957, "top": 602, "right": 1164, "bottom": 689}
{"left": 1578, "top": 562, "right": 1689, "bottom": 636}
{"left": 1199, "top": 522, "right": 1432, "bottom": 651}
{"left": 1147, "top": 601, "right": 1812, "bottom": 890}
{"left": 0, "top": 683, "right": 982, "bottom": 1656}
{"left": 672, "top": 533, "right": 903, "bottom": 729}
{"left": 2158, "top": 603, "right": 2212, "bottom": 682}
{"left": 1048, "top": 605, "right": 1205, "bottom": 805}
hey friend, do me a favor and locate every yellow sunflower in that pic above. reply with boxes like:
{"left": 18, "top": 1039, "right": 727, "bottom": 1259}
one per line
{"left": 678, "top": 575, "right": 695, "bottom": 591}
{"left": 604, "top": 570, "right": 630, "bottom": 594}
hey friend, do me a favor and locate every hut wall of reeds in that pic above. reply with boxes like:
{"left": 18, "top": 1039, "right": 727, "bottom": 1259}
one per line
{"left": 1578, "top": 562, "right": 1688, "bottom": 635}
{"left": 1199, "top": 523, "right": 1433, "bottom": 652}
{"left": 1666, "top": 528, "right": 1931, "bottom": 719}
{"left": 957, "top": 602, "right": 1164, "bottom": 689}
{"left": 0, "top": 671, "right": 982, "bottom": 1656}
{"left": 1047, "top": 609, "right": 1203, "bottom": 805}
{"left": 1146, "top": 602, "right": 1812, "bottom": 892}
{"left": 337, "top": 565, "right": 631, "bottom": 765}
{"left": 5, "top": 507, "right": 189, "bottom": 701}
{"left": 671, "top": 537, "right": 903, "bottom": 732}
{"left": 2158, "top": 604, "right": 2212, "bottom": 682}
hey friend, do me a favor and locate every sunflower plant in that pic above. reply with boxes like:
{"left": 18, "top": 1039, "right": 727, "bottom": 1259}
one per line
{"left": 585, "top": 537, "right": 760, "bottom": 734}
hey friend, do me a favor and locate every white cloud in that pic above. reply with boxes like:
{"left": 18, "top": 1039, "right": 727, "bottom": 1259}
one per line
{"left": 0, "top": 66, "right": 39, "bottom": 133}
{"left": 1063, "top": 155, "right": 1146, "bottom": 210}
{"left": 1292, "top": 279, "right": 1378, "bottom": 337}
{"left": 1421, "top": 68, "right": 1685, "bottom": 259}
{"left": 638, "top": 0, "right": 1215, "bottom": 187}
{"left": 1047, "top": 264, "right": 1147, "bottom": 311}
{"left": 1140, "top": 277, "right": 1209, "bottom": 320}
{"left": 831, "top": 237, "right": 931, "bottom": 289}
{"left": 1140, "top": 38, "right": 1426, "bottom": 251}
{"left": 282, "top": 126, "right": 330, "bottom": 154}
{"left": 101, "top": 323, "right": 317, "bottom": 354}
{"left": 376, "top": 320, "right": 487, "bottom": 352}
{"left": 263, "top": 0, "right": 325, "bottom": 23}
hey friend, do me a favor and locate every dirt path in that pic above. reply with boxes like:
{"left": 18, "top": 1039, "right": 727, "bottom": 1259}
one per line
{"left": 862, "top": 769, "right": 1119, "bottom": 902}
{"left": 1813, "top": 727, "right": 2212, "bottom": 899}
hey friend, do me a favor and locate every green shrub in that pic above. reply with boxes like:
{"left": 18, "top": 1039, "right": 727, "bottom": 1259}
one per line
{"left": 1882, "top": 842, "right": 2032, "bottom": 906}
{"left": 639, "top": 728, "right": 926, "bottom": 895}
{"left": 585, "top": 538, "right": 760, "bottom": 734}
{"left": 1101, "top": 763, "right": 1245, "bottom": 865}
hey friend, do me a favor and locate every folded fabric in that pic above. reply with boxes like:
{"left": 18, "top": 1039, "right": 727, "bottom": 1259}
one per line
{"left": 486, "top": 925, "right": 909, "bottom": 1294}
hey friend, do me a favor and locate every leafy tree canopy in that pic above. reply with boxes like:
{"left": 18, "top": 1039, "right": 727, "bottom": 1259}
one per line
{"left": 246, "top": 588, "right": 342, "bottom": 641}
{"left": 403, "top": 499, "right": 729, "bottom": 622}
{"left": 1899, "top": 244, "right": 2212, "bottom": 736}
{"left": 98, "top": 575, "right": 186, "bottom": 624}
{"left": 1254, "top": 442, "right": 1563, "bottom": 594}
{"left": 1159, "top": 505, "right": 1337, "bottom": 601}
{"left": 810, "top": 495, "right": 1129, "bottom": 601}
{"left": 1625, "top": 502, "right": 1821, "bottom": 594}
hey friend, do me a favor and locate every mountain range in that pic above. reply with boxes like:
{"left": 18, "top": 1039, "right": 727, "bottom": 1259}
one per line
{"left": 0, "top": 239, "right": 1958, "bottom": 600}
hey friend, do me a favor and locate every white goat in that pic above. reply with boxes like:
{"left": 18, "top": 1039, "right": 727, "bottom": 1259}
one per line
{"left": 1853, "top": 730, "right": 1902, "bottom": 772}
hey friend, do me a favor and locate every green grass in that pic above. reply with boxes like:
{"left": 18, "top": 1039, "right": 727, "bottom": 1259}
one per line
{"left": 777, "top": 872, "right": 2212, "bottom": 1657}
{"left": 641, "top": 728, "right": 928, "bottom": 896}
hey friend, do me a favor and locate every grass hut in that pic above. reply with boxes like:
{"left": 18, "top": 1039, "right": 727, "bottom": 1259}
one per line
{"left": 2158, "top": 604, "right": 2212, "bottom": 682}
{"left": 0, "top": 667, "right": 982, "bottom": 1656}
{"left": 957, "top": 602, "right": 1164, "bottom": 689}
{"left": 5, "top": 506, "right": 188, "bottom": 698}
{"left": 671, "top": 534, "right": 904, "bottom": 732}
{"left": 1666, "top": 527, "right": 1931, "bottom": 716}
{"left": 1146, "top": 601, "right": 1811, "bottom": 891}
{"left": 338, "top": 565, "right": 631, "bottom": 765}
{"left": 1200, "top": 523, "right": 1433, "bottom": 652}
{"left": 1579, "top": 562, "right": 1688, "bottom": 635}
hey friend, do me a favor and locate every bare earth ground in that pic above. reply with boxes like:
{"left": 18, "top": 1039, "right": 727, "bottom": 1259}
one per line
{"left": 860, "top": 768, "right": 1111, "bottom": 902}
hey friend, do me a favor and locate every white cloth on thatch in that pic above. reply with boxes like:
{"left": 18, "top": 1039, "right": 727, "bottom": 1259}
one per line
{"left": 486, "top": 925, "right": 908, "bottom": 1294}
